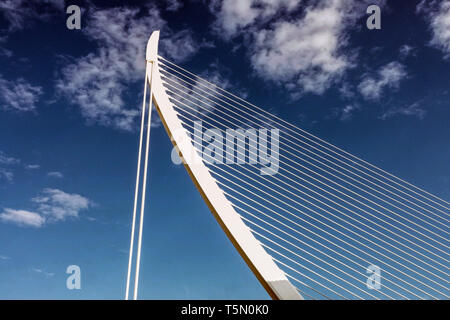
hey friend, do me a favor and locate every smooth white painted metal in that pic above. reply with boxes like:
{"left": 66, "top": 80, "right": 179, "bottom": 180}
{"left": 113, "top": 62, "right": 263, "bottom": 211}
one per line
{"left": 146, "top": 31, "right": 302, "bottom": 300}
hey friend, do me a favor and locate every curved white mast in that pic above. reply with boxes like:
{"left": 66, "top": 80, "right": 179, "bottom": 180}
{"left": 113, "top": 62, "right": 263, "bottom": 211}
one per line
{"left": 144, "top": 30, "right": 302, "bottom": 300}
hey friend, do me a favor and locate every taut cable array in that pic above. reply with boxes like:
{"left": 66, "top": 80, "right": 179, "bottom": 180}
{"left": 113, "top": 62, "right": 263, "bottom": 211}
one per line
{"left": 154, "top": 55, "right": 449, "bottom": 300}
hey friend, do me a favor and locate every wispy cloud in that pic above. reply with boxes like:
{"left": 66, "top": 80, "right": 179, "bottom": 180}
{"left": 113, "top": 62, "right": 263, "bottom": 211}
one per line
{"left": 0, "top": 168, "right": 13, "bottom": 181}
{"left": 0, "top": 254, "right": 11, "bottom": 260}
{"left": 55, "top": 4, "right": 206, "bottom": 131}
{"left": 165, "top": 0, "right": 183, "bottom": 12}
{"left": 31, "top": 267, "right": 55, "bottom": 278}
{"left": 0, "top": 188, "right": 91, "bottom": 228}
{"left": 380, "top": 101, "right": 426, "bottom": 120}
{"left": 399, "top": 44, "right": 415, "bottom": 58}
{"left": 339, "top": 83, "right": 355, "bottom": 99}
{"left": 0, "top": 47, "right": 12, "bottom": 57}
{"left": 32, "top": 188, "right": 90, "bottom": 222}
{"left": 0, "top": 0, "right": 63, "bottom": 34}
{"left": 47, "top": 171, "right": 63, "bottom": 178}
{"left": 25, "top": 164, "right": 40, "bottom": 170}
{"left": 334, "top": 104, "right": 360, "bottom": 121}
{"left": 0, "top": 75, "right": 43, "bottom": 112}
{"left": 418, "top": 0, "right": 450, "bottom": 59}
{"left": 160, "top": 29, "right": 206, "bottom": 63}
{"left": 211, "top": 0, "right": 302, "bottom": 39}
{"left": 1, "top": 152, "right": 37, "bottom": 181}
{"left": 0, "top": 151, "right": 20, "bottom": 165}
{"left": 358, "top": 62, "right": 407, "bottom": 100}
{"left": 0, "top": 208, "right": 45, "bottom": 228}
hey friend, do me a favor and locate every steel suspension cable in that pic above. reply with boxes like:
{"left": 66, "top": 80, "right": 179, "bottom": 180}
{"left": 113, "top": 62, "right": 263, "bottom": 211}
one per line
{"left": 162, "top": 80, "right": 450, "bottom": 240}
{"left": 173, "top": 113, "right": 449, "bottom": 297}
{"left": 158, "top": 56, "right": 450, "bottom": 211}
{"left": 133, "top": 62, "right": 154, "bottom": 300}
{"left": 220, "top": 184, "right": 445, "bottom": 299}
{"left": 159, "top": 67, "right": 450, "bottom": 223}
{"left": 161, "top": 73, "right": 449, "bottom": 229}
{"left": 169, "top": 94, "right": 450, "bottom": 268}
{"left": 155, "top": 57, "right": 449, "bottom": 299}
{"left": 125, "top": 66, "right": 149, "bottom": 300}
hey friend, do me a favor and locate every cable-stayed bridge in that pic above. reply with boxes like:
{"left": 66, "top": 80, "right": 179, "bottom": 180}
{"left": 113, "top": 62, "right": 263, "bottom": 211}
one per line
{"left": 125, "top": 31, "right": 449, "bottom": 300}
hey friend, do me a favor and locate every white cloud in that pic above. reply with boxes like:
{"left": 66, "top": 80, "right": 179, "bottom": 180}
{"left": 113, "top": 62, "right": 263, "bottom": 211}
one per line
{"left": 0, "top": 75, "right": 43, "bottom": 112}
{"left": 0, "top": 47, "right": 12, "bottom": 57}
{"left": 211, "top": 0, "right": 260, "bottom": 38}
{"left": 335, "top": 104, "right": 359, "bottom": 121}
{"left": 358, "top": 62, "right": 407, "bottom": 100}
{"left": 32, "top": 267, "right": 55, "bottom": 277}
{"left": 339, "top": 83, "right": 355, "bottom": 99}
{"left": 380, "top": 101, "right": 426, "bottom": 120}
{"left": 418, "top": 0, "right": 450, "bottom": 59}
{"left": 47, "top": 171, "right": 63, "bottom": 178}
{"left": 0, "top": 0, "right": 63, "bottom": 33}
{"left": 0, "top": 189, "right": 92, "bottom": 227}
{"left": 399, "top": 44, "right": 415, "bottom": 58}
{"left": 211, "top": 0, "right": 383, "bottom": 96}
{"left": 0, "top": 151, "right": 20, "bottom": 165}
{"left": 250, "top": 11, "right": 348, "bottom": 95}
{"left": 0, "top": 255, "right": 10, "bottom": 260}
{"left": 0, "top": 208, "right": 45, "bottom": 228}
{"left": 0, "top": 168, "right": 13, "bottom": 181}
{"left": 56, "top": 5, "right": 205, "bottom": 130}
{"left": 0, "top": 0, "right": 39, "bottom": 32}
{"left": 25, "top": 164, "right": 40, "bottom": 170}
{"left": 165, "top": 0, "right": 183, "bottom": 12}
{"left": 211, "top": 0, "right": 301, "bottom": 39}
{"left": 32, "top": 188, "right": 90, "bottom": 222}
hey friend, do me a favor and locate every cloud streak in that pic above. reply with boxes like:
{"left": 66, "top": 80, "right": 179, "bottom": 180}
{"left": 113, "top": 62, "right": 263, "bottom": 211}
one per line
{"left": 32, "top": 267, "right": 55, "bottom": 278}
{"left": 380, "top": 101, "right": 426, "bottom": 120}
{"left": 0, "top": 168, "right": 13, "bottom": 181}
{"left": 0, "top": 188, "right": 91, "bottom": 228}
{"left": 25, "top": 164, "right": 40, "bottom": 170}
{"left": 0, "top": 151, "right": 20, "bottom": 165}
{"left": 165, "top": 0, "right": 183, "bottom": 12}
{"left": 358, "top": 62, "right": 407, "bottom": 100}
{"left": 0, "top": 208, "right": 45, "bottom": 228}
{"left": 0, "top": 151, "right": 19, "bottom": 182}
{"left": 47, "top": 171, "right": 63, "bottom": 178}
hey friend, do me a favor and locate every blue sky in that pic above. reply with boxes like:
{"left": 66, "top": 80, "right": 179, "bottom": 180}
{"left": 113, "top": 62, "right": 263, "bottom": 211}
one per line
{"left": 0, "top": 0, "right": 449, "bottom": 299}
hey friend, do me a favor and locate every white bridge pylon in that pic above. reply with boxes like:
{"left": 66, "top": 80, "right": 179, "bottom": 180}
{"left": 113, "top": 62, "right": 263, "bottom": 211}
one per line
{"left": 126, "top": 31, "right": 449, "bottom": 300}
{"left": 125, "top": 30, "right": 302, "bottom": 300}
